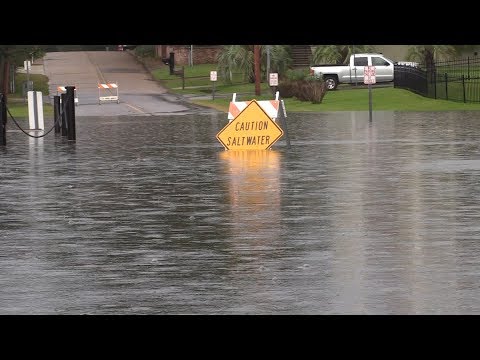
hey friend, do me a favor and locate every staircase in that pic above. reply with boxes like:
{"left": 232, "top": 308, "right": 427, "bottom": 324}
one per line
{"left": 291, "top": 45, "right": 312, "bottom": 68}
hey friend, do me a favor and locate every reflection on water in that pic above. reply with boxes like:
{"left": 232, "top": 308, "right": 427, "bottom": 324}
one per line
{"left": 2, "top": 111, "right": 480, "bottom": 314}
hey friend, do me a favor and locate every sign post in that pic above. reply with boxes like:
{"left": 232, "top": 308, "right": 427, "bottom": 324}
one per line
{"left": 364, "top": 66, "right": 376, "bottom": 122}
{"left": 269, "top": 72, "right": 278, "bottom": 96}
{"left": 210, "top": 71, "right": 217, "bottom": 100}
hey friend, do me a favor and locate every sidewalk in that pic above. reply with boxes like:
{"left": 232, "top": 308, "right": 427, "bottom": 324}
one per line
{"left": 16, "top": 58, "right": 45, "bottom": 75}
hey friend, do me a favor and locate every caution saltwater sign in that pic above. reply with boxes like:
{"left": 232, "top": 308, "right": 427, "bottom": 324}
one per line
{"left": 216, "top": 100, "right": 284, "bottom": 150}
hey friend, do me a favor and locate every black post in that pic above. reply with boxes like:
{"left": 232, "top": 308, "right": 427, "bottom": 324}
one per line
{"left": 53, "top": 95, "right": 61, "bottom": 134}
{"left": 467, "top": 57, "right": 470, "bottom": 80}
{"left": 169, "top": 52, "right": 175, "bottom": 75}
{"left": 182, "top": 66, "right": 185, "bottom": 90}
{"left": 368, "top": 84, "right": 373, "bottom": 122}
{"left": 60, "top": 93, "right": 67, "bottom": 137}
{"left": 434, "top": 71, "right": 437, "bottom": 99}
{"left": 278, "top": 99, "right": 291, "bottom": 149}
{"left": 65, "top": 86, "right": 76, "bottom": 141}
{"left": 462, "top": 74, "right": 466, "bottom": 103}
{"left": 0, "top": 93, "right": 6, "bottom": 146}
{"left": 445, "top": 73, "right": 448, "bottom": 101}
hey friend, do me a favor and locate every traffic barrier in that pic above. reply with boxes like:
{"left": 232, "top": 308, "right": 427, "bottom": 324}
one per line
{"left": 228, "top": 91, "right": 280, "bottom": 121}
{"left": 98, "top": 82, "right": 119, "bottom": 104}
{"left": 57, "top": 86, "right": 78, "bottom": 106}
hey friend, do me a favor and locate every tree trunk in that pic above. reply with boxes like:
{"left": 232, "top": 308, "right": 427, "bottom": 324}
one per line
{"left": 425, "top": 50, "right": 436, "bottom": 79}
{"left": 3, "top": 60, "right": 10, "bottom": 100}
{"left": 0, "top": 56, "right": 4, "bottom": 97}
{"left": 254, "top": 45, "right": 261, "bottom": 96}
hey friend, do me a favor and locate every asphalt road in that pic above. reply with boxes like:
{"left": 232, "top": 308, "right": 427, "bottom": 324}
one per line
{"left": 43, "top": 51, "right": 215, "bottom": 117}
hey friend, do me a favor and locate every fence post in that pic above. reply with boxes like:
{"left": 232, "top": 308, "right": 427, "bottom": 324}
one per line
{"left": 65, "top": 86, "right": 76, "bottom": 141}
{"left": 182, "top": 66, "right": 185, "bottom": 90}
{"left": 467, "top": 57, "right": 470, "bottom": 80}
{"left": 0, "top": 93, "right": 6, "bottom": 146}
{"left": 169, "top": 52, "right": 175, "bottom": 75}
{"left": 462, "top": 74, "right": 466, "bottom": 103}
{"left": 434, "top": 71, "right": 437, "bottom": 99}
{"left": 444, "top": 73, "right": 448, "bottom": 101}
{"left": 53, "top": 95, "right": 61, "bottom": 134}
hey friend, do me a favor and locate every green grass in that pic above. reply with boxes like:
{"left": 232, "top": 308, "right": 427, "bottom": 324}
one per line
{"left": 429, "top": 80, "right": 480, "bottom": 103}
{"left": 152, "top": 64, "right": 269, "bottom": 95}
{"left": 7, "top": 102, "right": 53, "bottom": 119}
{"left": 14, "top": 73, "right": 50, "bottom": 96}
{"left": 11, "top": 60, "right": 480, "bottom": 119}
{"left": 151, "top": 63, "right": 480, "bottom": 112}
{"left": 7, "top": 72, "right": 52, "bottom": 118}
{"left": 191, "top": 87, "right": 480, "bottom": 113}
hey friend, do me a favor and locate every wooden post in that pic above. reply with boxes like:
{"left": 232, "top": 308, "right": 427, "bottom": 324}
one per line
{"left": 254, "top": 45, "right": 261, "bottom": 96}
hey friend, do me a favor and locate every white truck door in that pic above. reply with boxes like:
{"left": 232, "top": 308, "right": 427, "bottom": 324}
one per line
{"left": 371, "top": 56, "right": 394, "bottom": 82}
{"left": 350, "top": 56, "right": 369, "bottom": 83}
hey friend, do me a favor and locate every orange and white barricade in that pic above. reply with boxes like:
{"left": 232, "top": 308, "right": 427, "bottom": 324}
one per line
{"left": 57, "top": 85, "right": 79, "bottom": 106}
{"left": 98, "top": 82, "right": 119, "bottom": 104}
{"left": 228, "top": 91, "right": 282, "bottom": 122}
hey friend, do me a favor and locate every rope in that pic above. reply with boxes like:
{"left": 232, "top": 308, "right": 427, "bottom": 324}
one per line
{"left": 6, "top": 92, "right": 73, "bottom": 139}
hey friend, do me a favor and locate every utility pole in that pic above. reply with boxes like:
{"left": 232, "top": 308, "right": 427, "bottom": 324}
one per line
{"left": 254, "top": 45, "right": 261, "bottom": 96}
{"left": 266, "top": 45, "right": 270, "bottom": 85}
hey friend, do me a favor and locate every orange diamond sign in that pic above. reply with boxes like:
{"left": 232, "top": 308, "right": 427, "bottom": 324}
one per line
{"left": 216, "top": 100, "right": 284, "bottom": 150}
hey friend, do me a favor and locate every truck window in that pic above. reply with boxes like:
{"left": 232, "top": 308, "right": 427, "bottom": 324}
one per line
{"left": 353, "top": 57, "right": 368, "bottom": 67}
{"left": 372, "top": 57, "right": 390, "bottom": 66}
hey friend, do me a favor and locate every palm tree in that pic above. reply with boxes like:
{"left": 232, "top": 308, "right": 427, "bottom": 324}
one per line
{"left": 406, "top": 45, "right": 457, "bottom": 76}
{"left": 312, "top": 45, "right": 376, "bottom": 65}
{"left": 217, "top": 45, "right": 292, "bottom": 84}
{"left": 217, "top": 45, "right": 255, "bottom": 83}
{"left": 263, "top": 45, "right": 292, "bottom": 76}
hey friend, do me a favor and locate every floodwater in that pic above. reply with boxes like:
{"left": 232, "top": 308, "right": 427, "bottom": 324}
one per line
{"left": 2, "top": 110, "right": 480, "bottom": 314}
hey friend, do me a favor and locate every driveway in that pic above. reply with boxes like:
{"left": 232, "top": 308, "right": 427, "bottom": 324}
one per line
{"left": 42, "top": 51, "right": 213, "bottom": 116}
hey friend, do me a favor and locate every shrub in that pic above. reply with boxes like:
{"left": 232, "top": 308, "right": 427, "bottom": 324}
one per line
{"left": 278, "top": 68, "right": 327, "bottom": 103}
{"left": 277, "top": 80, "right": 297, "bottom": 98}
{"left": 134, "top": 45, "right": 156, "bottom": 58}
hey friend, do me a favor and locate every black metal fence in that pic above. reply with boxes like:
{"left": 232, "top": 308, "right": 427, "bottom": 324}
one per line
{"left": 394, "top": 56, "right": 480, "bottom": 103}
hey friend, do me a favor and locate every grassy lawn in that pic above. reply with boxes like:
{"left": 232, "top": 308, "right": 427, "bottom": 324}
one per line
{"left": 8, "top": 60, "right": 480, "bottom": 119}
{"left": 152, "top": 64, "right": 273, "bottom": 95}
{"left": 191, "top": 87, "right": 480, "bottom": 113}
{"left": 149, "top": 62, "right": 480, "bottom": 112}
{"left": 7, "top": 72, "right": 53, "bottom": 118}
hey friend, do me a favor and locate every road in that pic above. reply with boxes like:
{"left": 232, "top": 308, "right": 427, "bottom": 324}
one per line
{"left": 42, "top": 51, "right": 215, "bottom": 117}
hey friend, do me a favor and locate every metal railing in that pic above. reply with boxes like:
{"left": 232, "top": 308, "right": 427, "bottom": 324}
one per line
{"left": 394, "top": 56, "right": 480, "bottom": 103}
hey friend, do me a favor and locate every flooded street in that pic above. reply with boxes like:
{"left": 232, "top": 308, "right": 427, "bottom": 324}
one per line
{"left": 2, "top": 110, "right": 480, "bottom": 314}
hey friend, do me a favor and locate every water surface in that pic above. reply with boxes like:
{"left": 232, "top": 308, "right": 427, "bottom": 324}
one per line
{"left": 1, "top": 110, "right": 480, "bottom": 314}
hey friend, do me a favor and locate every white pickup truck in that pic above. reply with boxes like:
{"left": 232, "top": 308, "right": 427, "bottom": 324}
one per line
{"left": 310, "top": 53, "right": 395, "bottom": 90}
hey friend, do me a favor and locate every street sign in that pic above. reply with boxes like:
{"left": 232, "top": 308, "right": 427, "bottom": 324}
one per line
{"left": 210, "top": 71, "right": 217, "bottom": 81}
{"left": 364, "top": 66, "right": 376, "bottom": 84}
{"left": 216, "top": 100, "right": 284, "bottom": 150}
{"left": 269, "top": 73, "right": 278, "bottom": 86}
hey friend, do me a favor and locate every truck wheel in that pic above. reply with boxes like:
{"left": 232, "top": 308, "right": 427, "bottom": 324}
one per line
{"left": 324, "top": 76, "right": 338, "bottom": 90}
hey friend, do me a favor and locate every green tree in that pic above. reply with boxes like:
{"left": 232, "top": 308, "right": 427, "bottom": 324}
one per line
{"left": 0, "top": 45, "right": 46, "bottom": 97}
{"left": 217, "top": 45, "right": 255, "bottom": 83}
{"left": 312, "top": 45, "right": 376, "bottom": 64}
{"left": 263, "top": 45, "right": 292, "bottom": 77}
{"left": 406, "top": 45, "right": 457, "bottom": 75}
{"left": 217, "top": 45, "right": 292, "bottom": 84}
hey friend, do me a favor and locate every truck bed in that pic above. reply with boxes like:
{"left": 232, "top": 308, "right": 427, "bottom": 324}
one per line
{"left": 311, "top": 63, "right": 345, "bottom": 67}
